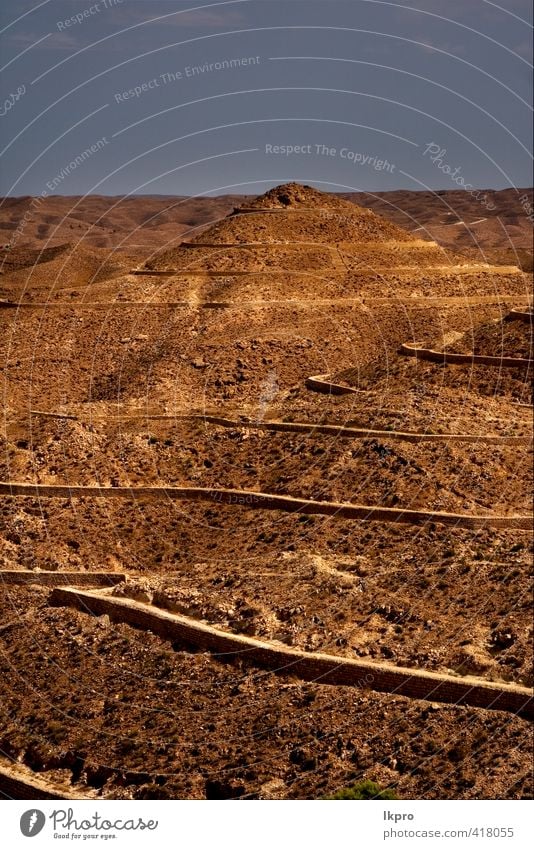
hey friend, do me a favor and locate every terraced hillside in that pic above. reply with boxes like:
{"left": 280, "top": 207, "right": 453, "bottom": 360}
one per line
{"left": 1, "top": 183, "right": 532, "bottom": 801}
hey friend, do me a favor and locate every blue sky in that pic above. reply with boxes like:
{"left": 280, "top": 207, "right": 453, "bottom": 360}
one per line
{"left": 0, "top": 0, "right": 532, "bottom": 196}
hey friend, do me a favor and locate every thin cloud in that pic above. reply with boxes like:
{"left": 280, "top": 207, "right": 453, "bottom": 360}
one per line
{"left": 165, "top": 8, "right": 246, "bottom": 27}
{"left": 6, "top": 3, "right": 247, "bottom": 55}
{"left": 116, "top": 4, "right": 247, "bottom": 30}
{"left": 513, "top": 40, "right": 533, "bottom": 60}
{"left": 7, "top": 29, "right": 80, "bottom": 51}
{"left": 417, "top": 37, "right": 468, "bottom": 57}
{"left": 384, "top": 0, "right": 531, "bottom": 22}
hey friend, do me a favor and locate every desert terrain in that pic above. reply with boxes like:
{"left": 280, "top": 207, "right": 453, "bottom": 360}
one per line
{"left": 0, "top": 183, "right": 532, "bottom": 801}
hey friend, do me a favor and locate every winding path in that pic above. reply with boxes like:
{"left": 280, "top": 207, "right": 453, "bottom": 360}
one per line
{"left": 233, "top": 207, "right": 349, "bottom": 214}
{"left": 0, "top": 570, "right": 125, "bottom": 587}
{"left": 0, "top": 482, "right": 531, "bottom": 531}
{"left": 178, "top": 239, "right": 437, "bottom": 249}
{"left": 130, "top": 265, "right": 522, "bottom": 277}
{"left": 27, "top": 410, "right": 531, "bottom": 445}
{"left": 2, "top": 295, "right": 529, "bottom": 310}
{"left": 50, "top": 588, "right": 534, "bottom": 720}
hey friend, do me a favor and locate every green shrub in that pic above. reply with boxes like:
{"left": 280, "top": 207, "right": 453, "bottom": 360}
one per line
{"left": 325, "top": 779, "right": 398, "bottom": 800}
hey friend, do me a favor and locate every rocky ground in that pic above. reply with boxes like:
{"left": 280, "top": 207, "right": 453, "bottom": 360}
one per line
{"left": 0, "top": 587, "right": 531, "bottom": 801}
{"left": 0, "top": 183, "right": 532, "bottom": 799}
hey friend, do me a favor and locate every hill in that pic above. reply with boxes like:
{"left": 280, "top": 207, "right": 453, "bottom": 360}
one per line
{"left": 0, "top": 182, "right": 532, "bottom": 801}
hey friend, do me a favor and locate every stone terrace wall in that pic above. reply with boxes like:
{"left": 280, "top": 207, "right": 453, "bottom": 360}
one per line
{"left": 400, "top": 343, "right": 533, "bottom": 369}
{"left": 1, "top": 482, "right": 532, "bottom": 530}
{"left": 0, "top": 764, "right": 78, "bottom": 800}
{"left": 506, "top": 310, "right": 533, "bottom": 323}
{"left": 51, "top": 588, "right": 534, "bottom": 720}
{"left": 305, "top": 374, "right": 359, "bottom": 395}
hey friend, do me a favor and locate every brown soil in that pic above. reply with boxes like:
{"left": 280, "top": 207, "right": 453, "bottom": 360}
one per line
{"left": 1, "top": 182, "right": 532, "bottom": 800}
{"left": 446, "top": 317, "right": 533, "bottom": 360}
{"left": 0, "top": 588, "right": 531, "bottom": 800}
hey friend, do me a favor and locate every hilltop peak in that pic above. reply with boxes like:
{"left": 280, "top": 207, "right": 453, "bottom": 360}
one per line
{"left": 240, "top": 182, "right": 352, "bottom": 211}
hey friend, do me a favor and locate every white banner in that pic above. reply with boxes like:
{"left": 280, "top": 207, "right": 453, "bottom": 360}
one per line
{"left": 2, "top": 800, "right": 533, "bottom": 849}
